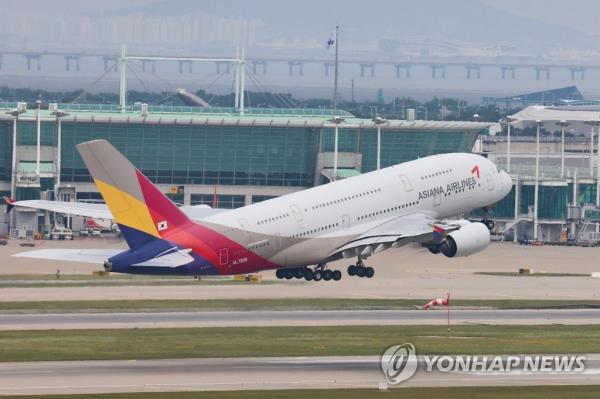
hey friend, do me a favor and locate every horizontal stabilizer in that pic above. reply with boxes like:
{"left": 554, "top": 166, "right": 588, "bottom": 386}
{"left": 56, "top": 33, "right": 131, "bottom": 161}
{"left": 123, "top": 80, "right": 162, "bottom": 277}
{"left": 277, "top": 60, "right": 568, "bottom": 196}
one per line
{"left": 132, "top": 249, "right": 195, "bottom": 268}
{"left": 13, "top": 249, "right": 122, "bottom": 264}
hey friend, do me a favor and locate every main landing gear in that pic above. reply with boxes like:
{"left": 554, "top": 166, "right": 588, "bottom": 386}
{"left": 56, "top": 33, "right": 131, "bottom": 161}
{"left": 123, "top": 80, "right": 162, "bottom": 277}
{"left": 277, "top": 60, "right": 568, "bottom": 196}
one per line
{"left": 347, "top": 259, "right": 374, "bottom": 278}
{"left": 276, "top": 265, "right": 342, "bottom": 282}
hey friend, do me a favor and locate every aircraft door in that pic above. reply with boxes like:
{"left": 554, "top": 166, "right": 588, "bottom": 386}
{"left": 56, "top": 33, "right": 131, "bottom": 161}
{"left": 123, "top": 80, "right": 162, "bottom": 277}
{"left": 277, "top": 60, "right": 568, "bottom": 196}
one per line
{"left": 433, "top": 193, "right": 442, "bottom": 207}
{"left": 219, "top": 248, "right": 229, "bottom": 267}
{"left": 487, "top": 173, "right": 495, "bottom": 191}
{"left": 273, "top": 234, "right": 282, "bottom": 250}
{"left": 399, "top": 175, "right": 414, "bottom": 192}
{"left": 290, "top": 205, "right": 303, "bottom": 222}
{"left": 342, "top": 214, "right": 351, "bottom": 230}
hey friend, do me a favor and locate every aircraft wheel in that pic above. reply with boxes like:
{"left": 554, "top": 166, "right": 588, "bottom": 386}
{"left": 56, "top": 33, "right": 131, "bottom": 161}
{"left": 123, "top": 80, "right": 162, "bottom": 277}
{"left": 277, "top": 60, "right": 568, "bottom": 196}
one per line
{"left": 294, "top": 268, "right": 304, "bottom": 279}
{"left": 323, "top": 269, "right": 333, "bottom": 281}
{"left": 365, "top": 267, "right": 375, "bottom": 278}
{"left": 332, "top": 270, "right": 342, "bottom": 281}
{"left": 347, "top": 265, "right": 357, "bottom": 276}
{"left": 304, "top": 269, "right": 314, "bottom": 281}
{"left": 313, "top": 270, "right": 323, "bottom": 281}
{"left": 356, "top": 266, "right": 366, "bottom": 278}
{"left": 481, "top": 219, "right": 495, "bottom": 231}
{"left": 284, "top": 269, "right": 295, "bottom": 279}
{"left": 276, "top": 269, "right": 285, "bottom": 279}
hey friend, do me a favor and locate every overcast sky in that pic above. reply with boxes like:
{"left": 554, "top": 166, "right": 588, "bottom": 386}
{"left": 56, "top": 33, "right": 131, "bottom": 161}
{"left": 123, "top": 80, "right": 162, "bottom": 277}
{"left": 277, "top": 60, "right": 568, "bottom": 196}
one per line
{"left": 4, "top": 0, "right": 596, "bottom": 33}
{"left": 2, "top": 0, "right": 599, "bottom": 52}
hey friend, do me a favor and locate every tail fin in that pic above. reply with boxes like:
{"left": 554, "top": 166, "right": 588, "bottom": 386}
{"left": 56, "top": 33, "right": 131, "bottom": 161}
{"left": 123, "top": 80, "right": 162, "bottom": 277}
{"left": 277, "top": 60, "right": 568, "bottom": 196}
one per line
{"left": 77, "top": 140, "right": 192, "bottom": 249}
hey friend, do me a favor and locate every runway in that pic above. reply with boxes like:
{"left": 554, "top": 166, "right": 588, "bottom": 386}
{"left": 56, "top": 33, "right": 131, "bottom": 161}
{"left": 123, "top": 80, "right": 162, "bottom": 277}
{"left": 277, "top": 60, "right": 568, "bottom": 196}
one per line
{"left": 1, "top": 355, "right": 599, "bottom": 395}
{"left": 3, "top": 309, "right": 600, "bottom": 330}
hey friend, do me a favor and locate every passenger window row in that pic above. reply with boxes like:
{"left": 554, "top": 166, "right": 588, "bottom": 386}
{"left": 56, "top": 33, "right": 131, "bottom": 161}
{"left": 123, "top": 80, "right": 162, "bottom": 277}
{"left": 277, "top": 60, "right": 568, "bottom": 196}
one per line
{"left": 248, "top": 240, "right": 270, "bottom": 250}
{"left": 421, "top": 169, "right": 453, "bottom": 180}
{"left": 310, "top": 188, "right": 382, "bottom": 211}
{"left": 357, "top": 201, "right": 419, "bottom": 221}
{"left": 292, "top": 222, "right": 340, "bottom": 238}
{"left": 258, "top": 213, "right": 291, "bottom": 225}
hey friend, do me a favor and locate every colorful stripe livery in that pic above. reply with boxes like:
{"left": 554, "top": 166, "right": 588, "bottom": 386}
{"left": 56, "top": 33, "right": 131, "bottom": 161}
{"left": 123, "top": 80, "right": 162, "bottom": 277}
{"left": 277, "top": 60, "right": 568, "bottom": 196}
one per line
{"left": 77, "top": 140, "right": 279, "bottom": 276}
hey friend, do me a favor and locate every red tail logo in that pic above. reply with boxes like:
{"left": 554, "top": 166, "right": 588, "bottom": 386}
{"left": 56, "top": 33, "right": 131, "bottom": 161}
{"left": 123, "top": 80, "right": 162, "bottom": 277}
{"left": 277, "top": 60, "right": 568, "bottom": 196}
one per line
{"left": 471, "top": 165, "right": 480, "bottom": 178}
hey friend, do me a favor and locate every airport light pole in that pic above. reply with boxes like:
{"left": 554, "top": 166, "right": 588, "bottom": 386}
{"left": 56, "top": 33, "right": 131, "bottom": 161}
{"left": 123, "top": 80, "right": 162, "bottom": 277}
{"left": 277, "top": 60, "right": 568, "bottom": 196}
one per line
{"left": 6, "top": 108, "right": 24, "bottom": 201}
{"left": 52, "top": 110, "right": 68, "bottom": 193}
{"left": 328, "top": 116, "right": 345, "bottom": 182}
{"left": 35, "top": 100, "right": 42, "bottom": 177}
{"left": 503, "top": 116, "right": 517, "bottom": 173}
{"left": 556, "top": 120, "right": 569, "bottom": 179}
{"left": 534, "top": 120, "right": 543, "bottom": 242}
{"left": 373, "top": 116, "right": 389, "bottom": 170}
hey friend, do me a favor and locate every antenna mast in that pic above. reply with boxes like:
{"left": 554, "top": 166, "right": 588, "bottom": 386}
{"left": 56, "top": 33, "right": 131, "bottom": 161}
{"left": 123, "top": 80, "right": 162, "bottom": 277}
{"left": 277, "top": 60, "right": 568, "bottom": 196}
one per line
{"left": 333, "top": 25, "right": 339, "bottom": 109}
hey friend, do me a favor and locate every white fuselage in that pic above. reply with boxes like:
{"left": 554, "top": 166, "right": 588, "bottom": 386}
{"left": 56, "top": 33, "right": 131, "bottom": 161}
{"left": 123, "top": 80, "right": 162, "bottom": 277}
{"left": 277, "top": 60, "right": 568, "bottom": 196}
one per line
{"left": 203, "top": 153, "right": 512, "bottom": 268}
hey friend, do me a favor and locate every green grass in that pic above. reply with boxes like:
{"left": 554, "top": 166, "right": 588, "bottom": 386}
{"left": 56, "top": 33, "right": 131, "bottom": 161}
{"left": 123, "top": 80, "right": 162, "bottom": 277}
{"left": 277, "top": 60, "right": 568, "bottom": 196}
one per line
{"left": 12, "top": 386, "right": 600, "bottom": 399}
{"left": 2, "top": 298, "right": 600, "bottom": 313}
{"left": 2, "top": 325, "right": 600, "bottom": 362}
{"left": 0, "top": 274, "right": 271, "bottom": 288}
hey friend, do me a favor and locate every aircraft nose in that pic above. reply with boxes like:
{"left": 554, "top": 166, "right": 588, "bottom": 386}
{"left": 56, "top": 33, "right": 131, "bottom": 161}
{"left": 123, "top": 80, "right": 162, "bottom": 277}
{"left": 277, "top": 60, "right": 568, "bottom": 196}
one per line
{"left": 501, "top": 170, "right": 512, "bottom": 194}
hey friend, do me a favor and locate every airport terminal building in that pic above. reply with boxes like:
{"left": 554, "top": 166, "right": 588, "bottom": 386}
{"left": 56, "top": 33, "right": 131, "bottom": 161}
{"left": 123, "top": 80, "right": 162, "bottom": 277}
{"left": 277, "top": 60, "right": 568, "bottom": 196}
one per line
{"left": 0, "top": 103, "right": 489, "bottom": 235}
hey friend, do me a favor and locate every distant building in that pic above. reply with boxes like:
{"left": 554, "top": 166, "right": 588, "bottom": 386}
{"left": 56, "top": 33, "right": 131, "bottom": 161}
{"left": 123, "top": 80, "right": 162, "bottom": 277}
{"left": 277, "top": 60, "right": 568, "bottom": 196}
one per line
{"left": 482, "top": 86, "right": 585, "bottom": 108}
{"left": 0, "top": 103, "right": 488, "bottom": 235}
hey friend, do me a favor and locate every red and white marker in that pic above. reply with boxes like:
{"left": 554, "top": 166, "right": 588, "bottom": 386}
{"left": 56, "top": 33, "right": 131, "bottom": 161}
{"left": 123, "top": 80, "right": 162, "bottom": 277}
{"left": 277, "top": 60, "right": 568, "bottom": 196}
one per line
{"left": 423, "top": 293, "right": 450, "bottom": 310}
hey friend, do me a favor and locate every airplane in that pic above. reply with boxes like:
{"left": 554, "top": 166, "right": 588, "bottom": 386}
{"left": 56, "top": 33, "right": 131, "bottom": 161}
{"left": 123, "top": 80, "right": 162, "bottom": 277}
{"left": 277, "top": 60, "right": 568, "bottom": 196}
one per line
{"left": 8, "top": 139, "right": 512, "bottom": 281}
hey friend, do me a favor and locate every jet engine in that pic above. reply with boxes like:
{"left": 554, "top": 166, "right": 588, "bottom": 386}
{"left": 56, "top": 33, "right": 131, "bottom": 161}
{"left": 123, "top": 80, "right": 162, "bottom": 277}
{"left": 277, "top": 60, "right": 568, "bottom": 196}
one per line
{"left": 439, "top": 222, "right": 490, "bottom": 258}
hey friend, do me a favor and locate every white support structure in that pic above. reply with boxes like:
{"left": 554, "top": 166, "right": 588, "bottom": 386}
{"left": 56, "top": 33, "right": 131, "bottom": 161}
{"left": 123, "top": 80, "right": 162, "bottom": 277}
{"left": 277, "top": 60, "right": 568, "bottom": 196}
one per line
{"left": 118, "top": 45, "right": 244, "bottom": 113}
{"left": 533, "top": 121, "right": 541, "bottom": 241}
{"left": 591, "top": 125, "right": 595, "bottom": 177}
{"left": 11, "top": 116, "right": 17, "bottom": 200}
{"left": 54, "top": 111, "right": 67, "bottom": 191}
{"left": 234, "top": 48, "right": 240, "bottom": 110}
{"left": 35, "top": 103, "right": 41, "bottom": 176}
{"left": 119, "top": 45, "right": 127, "bottom": 113}
{"left": 506, "top": 120, "right": 511, "bottom": 173}
{"left": 377, "top": 124, "right": 381, "bottom": 170}
{"left": 333, "top": 124, "right": 339, "bottom": 181}
{"left": 513, "top": 175, "right": 519, "bottom": 243}
{"left": 239, "top": 48, "right": 246, "bottom": 115}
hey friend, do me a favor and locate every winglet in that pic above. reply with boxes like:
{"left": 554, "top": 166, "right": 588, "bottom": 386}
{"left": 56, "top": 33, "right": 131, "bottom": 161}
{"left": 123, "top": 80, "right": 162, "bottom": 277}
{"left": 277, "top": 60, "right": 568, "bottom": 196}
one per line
{"left": 3, "top": 197, "right": 16, "bottom": 213}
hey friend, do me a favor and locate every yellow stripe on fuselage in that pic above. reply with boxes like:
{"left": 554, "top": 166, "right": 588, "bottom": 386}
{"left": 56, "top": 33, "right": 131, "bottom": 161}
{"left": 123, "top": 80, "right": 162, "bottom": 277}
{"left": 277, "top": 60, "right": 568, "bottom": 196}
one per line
{"left": 94, "top": 179, "right": 159, "bottom": 237}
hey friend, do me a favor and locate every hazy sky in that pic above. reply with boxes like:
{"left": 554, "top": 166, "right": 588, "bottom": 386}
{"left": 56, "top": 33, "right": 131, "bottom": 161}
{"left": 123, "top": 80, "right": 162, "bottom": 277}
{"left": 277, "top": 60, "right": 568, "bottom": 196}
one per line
{"left": 482, "top": 0, "right": 600, "bottom": 35}
{"left": 2, "top": 0, "right": 600, "bottom": 52}
{"left": 5, "top": 0, "right": 597, "bottom": 32}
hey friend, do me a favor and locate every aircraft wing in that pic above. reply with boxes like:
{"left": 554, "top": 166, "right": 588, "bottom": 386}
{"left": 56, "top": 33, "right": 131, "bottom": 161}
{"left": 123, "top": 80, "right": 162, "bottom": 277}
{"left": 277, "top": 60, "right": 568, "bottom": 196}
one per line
{"left": 5, "top": 199, "right": 113, "bottom": 220}
{"left": 330, "top": 212, "right": 460, "bottom": 260}
{"left": 12, "top": 249, "right": 122, "bottom": 264}
{"left": 4, "top": 197, "right": 225, "bottom": 221}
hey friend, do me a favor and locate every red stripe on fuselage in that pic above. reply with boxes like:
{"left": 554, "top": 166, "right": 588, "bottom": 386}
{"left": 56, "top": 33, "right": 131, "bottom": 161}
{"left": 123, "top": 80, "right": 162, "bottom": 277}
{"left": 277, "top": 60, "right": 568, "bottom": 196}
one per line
{"left": 135, "top": 170, "right": 280, "bottom": 274}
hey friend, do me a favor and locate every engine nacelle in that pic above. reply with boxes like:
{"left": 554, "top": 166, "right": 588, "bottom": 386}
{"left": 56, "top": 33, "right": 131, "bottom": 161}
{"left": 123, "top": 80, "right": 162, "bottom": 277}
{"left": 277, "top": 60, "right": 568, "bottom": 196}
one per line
{"left": 440, "top": 222, "right": 490, "bottom": 258}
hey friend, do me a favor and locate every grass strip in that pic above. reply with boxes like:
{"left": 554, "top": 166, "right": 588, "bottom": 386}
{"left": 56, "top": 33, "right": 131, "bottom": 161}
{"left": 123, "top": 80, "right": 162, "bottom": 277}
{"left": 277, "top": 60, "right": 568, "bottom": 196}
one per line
{"left": 2, "top": 325, "right": 600, "bottom": 362}
{"left": 2, "top": 298, "right": 600, "bottom": 313}
{"left": 11, "top": 386, "right": 600, "bottom": 399}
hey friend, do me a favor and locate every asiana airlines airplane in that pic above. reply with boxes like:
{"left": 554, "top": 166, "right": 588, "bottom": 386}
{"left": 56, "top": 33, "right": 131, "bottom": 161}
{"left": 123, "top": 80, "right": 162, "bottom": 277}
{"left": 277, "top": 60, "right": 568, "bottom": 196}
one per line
{"left": 9, "top": 139, "right": 512, "bottom": 282}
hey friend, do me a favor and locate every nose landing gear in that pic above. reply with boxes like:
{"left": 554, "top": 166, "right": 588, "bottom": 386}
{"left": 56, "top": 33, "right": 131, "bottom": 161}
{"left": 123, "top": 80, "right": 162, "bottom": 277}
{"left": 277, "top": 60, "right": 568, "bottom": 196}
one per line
{"left": 480, "top": 207, "right": 495, "bottom": 231}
